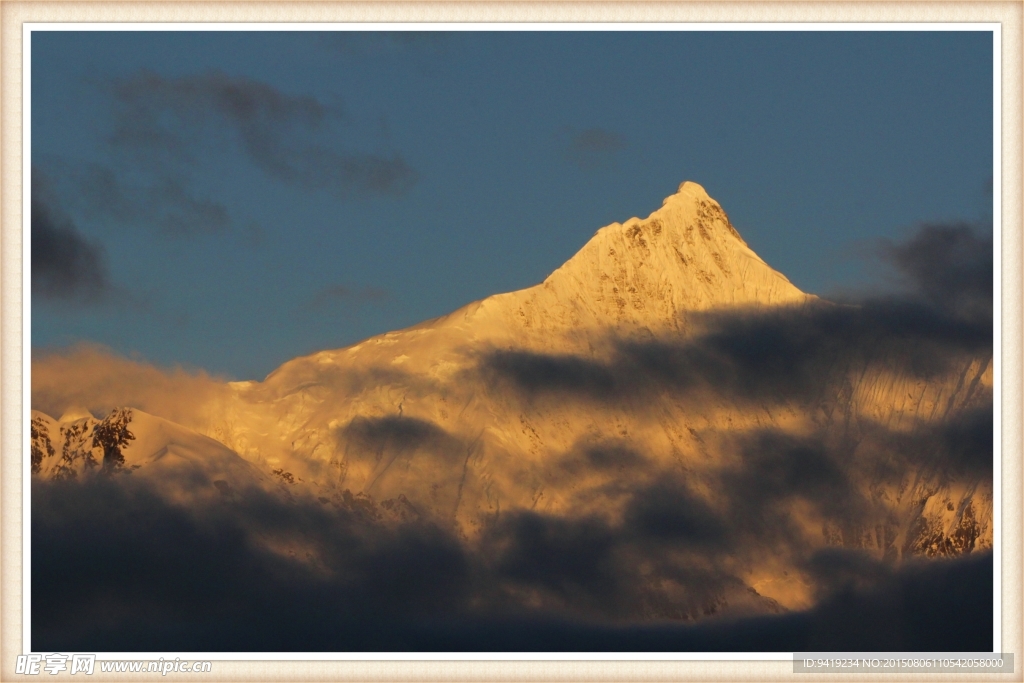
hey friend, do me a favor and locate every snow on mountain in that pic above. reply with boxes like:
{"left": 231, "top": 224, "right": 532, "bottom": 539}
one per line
{"left": 33, "top": 181, "right": 993, "bottom": 618}
{"left": 31, "top": 408, "right": 271, "bottom": 504}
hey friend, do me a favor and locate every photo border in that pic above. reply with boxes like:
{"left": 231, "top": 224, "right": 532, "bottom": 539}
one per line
{"left": 3, "top": 3, "right": 1021, "bottom": 681}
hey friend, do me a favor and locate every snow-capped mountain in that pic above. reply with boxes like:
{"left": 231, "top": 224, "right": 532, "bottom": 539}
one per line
{"left": 33, "top": 181, "right": 992, "bottom": 618}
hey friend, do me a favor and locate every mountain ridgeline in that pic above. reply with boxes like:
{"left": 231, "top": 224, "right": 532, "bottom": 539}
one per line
{"left": 33, "top": 182, "right": 992, "bottom": 633}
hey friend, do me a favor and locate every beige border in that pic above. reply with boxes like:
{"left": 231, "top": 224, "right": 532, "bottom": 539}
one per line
{"left": 3, "top": 4, "right": 1021, "bottom": 681}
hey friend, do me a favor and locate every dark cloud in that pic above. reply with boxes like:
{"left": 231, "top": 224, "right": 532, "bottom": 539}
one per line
{"left": 799, "top": 549, "right": 992, "bottom": 652}
{"left": 31, "top": 170, "right": 112, "bottom": 303}
{"left": 331, "top": 416, "right": 981, "bottom": 623}
{"left": 482, "top": 349, "right": 616, "bottom": 399}
{"left": 484, "top": 512, "right": 621, "bottom": 610}
{"left": 620, "top": 479, "right": 728, "bottom": 548}
{"left": 560, "top": 127, "right": 627, "bottom": 170}
{"left": 724, "top": 432, "right": 863, "bottom": 525}
{"left": 340, "top": 415, "right": 458, "bottom": 453}
{"left": 32, "top": 473, "right": 992, "bottom": 652}
{"left": 481, "top": 300, "right": 989, "bottom": 409}
{"left": 881, "top": 223, "right": 992, "bottom": 322}
{"left": 108, "top": 69, "right": 417, "bottom": 197}
{"left": 333, "top": 415, "right": 469, "bottom": 509}
{"left": 554, "top": 441, "right": 651, "bottom": 478}
{"left": 865, "top": 402, "right": 995, "bottom": 482}
{"left": 110, "top": 68, "right": 334, "bottom": 153}
{"left": 31, "top": 477, "right": 472, "bottom": 651}
{"left": 934, "top": 404, "right": 994, "bottom": 476}
{"left": 64, "top": 163, "right": 235, "bottom": 237}
{"left": 803, "top": 547, "right": 896, "bottom": 599}
{"left": 414, "top": 551, "right": 991, "bottom": 652}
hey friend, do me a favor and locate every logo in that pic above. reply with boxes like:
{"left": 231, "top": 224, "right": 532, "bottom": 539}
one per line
{"left": 15, "top": 654, "right": 95, "bottom": 675}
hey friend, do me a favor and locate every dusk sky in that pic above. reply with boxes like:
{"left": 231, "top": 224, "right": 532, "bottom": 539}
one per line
{"left": 31, "top": 30, "right": 994, "bottom": 380}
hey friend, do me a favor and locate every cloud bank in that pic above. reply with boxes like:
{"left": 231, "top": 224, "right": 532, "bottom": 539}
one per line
{"left": 881, "top": 222, "right": 992, "bottom": 322}
{"left": 109, "top": 69, "right": 417, "bottom": 198}
{"left": 32, "top": 474, "right": 992, "bottom": 652}
{"left": 66, "top": 162, "right": 234, "bottom": 238}
{"left": 32, "top": 344, "right": 229, "bottom": 429}
{"left": 31, "top": 170, "right": 112, "bottom": 303}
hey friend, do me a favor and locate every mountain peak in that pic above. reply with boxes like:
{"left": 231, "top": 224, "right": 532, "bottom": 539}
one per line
{"left": 444, "top": 182, "right": 810, "bottom": 346}
{"left": 590, "top": 180, "right": 741, "bottom": 244}
{"left": 666, "top": 180, "right": 712, "bottom": 204}
{"left": 540, "top": 181, "right": 806, "bottom": 313}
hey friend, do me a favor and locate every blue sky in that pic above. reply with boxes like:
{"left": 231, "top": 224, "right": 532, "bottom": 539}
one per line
{"left": 30, "top": 30, "right": 994, "bottom": 380}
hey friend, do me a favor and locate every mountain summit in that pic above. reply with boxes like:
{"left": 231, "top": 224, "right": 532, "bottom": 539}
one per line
{"left": 431, "top": 181, "right": 810, "bottom": 349}
{"left": 543, "top": 180, "right": 806, "bottom": 316}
